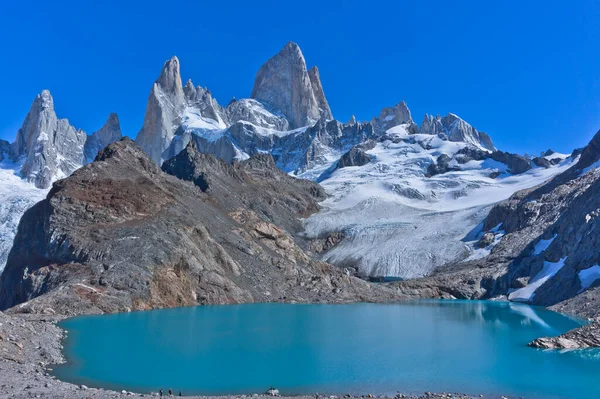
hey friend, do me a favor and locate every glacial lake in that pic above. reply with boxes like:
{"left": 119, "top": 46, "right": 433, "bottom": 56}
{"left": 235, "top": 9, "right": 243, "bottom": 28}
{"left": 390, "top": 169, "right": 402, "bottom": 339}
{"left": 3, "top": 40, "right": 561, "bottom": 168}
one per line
{"left": 54, "top": 301, "right": 600, "bottom": 399}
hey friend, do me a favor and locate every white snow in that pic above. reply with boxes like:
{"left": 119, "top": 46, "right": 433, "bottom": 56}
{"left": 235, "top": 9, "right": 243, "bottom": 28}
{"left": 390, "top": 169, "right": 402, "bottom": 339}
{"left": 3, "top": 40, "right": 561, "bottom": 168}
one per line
{"left": 0, "top": 161, "right": 49, "bottom": 273}
{"left": 463, "top": 224, "right": 505, "bottom": 262}
{"left": 533, "top": 234, "right": 557, "bottom": 255}
{"left": 544, "top": 152, "right": 570, "bottom": 161}
{"left": 180, "top": 107, "right": 227, "bottom": 142}
{"left": 581, "top": 159, "right": 600, "bottom": 175}
{"left": 578, "top": 265, "right": 600, "bottom": 292}
{"left": 304, "top": 123, "right": 575, "bottom": 277}
{"left": 508, "top": 257, "right": 568, "bottom": 302}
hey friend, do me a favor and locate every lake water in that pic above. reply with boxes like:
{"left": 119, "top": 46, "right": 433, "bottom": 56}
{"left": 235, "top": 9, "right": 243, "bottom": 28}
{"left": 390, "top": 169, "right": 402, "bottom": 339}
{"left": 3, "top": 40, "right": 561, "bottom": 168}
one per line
{"left": 54, "top": 301, "right": 600, "bottom": 399}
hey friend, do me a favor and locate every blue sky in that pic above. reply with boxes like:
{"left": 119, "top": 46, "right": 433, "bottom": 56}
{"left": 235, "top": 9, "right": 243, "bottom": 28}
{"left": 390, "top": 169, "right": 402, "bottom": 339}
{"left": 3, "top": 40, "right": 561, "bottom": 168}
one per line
{"left": 1, "top": 0, "right": 599, "bottom": 154}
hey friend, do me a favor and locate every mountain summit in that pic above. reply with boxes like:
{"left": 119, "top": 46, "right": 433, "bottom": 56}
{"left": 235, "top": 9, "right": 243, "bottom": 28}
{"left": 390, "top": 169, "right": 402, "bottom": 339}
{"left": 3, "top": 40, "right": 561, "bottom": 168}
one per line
{"left": 251, "top": 41, "right": 330, "bottom": 128}
{"left": 12, "top": 90, "right": 87, "bottom": 189}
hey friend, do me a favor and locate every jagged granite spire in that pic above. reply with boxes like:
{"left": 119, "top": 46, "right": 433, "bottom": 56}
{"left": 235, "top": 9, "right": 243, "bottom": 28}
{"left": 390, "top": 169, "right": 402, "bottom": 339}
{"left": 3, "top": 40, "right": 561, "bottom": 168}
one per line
{"left": 420, "top": 114, "right": 444, "bottom": 135}
{"left": 84, "top": 112, "right": 123, "bottom": 162}
{"left": 251, "top": 41, "right": 321, "bottom": 129}
{"left": 441, "top": 113, "right": 496, "bottom": 151}
{"left": 372, "top": 101, "right": 415, "bottom": 134}
{"left": 12, "top": 90, "right": 87, "bottom": 188}
{"left": 308, "top": 66, "right": 333, "bottom": 121}
{"left": 135, "top": 56, "right": 186, "bottom": 164}
{"left": 419, "top": 113, "right": 496, "bottom": 151}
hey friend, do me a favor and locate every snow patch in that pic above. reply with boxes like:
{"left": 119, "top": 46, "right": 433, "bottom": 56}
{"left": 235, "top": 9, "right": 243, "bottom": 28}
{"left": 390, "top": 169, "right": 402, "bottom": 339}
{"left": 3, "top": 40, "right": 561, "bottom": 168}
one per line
{"left": 578, "top": 265, "right": 600, "bottom": 292}
{"left": 508, "top": 257, "right": 568, "bottom": 302}
{"left": 533, "top": 234, "right": 557, "bottom": 255}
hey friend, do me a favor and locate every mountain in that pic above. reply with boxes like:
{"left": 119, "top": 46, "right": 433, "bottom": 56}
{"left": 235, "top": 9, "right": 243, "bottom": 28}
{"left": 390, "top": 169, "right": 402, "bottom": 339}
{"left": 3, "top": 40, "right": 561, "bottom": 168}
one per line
{"left": 84, "top": 113, "right": 123, "bottom": 162}
{"left": 251, "top": 41, "right": 329, "bottom": 128}
{"left": 0, "top": 91, "right": 122, "bottom": 273}
{"left": 389, "top": 130, "right": 600, "bottom": 347}
{"left": 108, "top": 43, "right": 574, "bottom": 280}
{"left": 11, "top": 90, "right": 87, "bottom": 189}
{"left": 303, "top": 124, "right": 573, "bottom": 278}
{"left": 0, "top": 139, "right": 398, "bottom": 313}
{"left": 0, "top": 42, "right": 591, "bottom": 327}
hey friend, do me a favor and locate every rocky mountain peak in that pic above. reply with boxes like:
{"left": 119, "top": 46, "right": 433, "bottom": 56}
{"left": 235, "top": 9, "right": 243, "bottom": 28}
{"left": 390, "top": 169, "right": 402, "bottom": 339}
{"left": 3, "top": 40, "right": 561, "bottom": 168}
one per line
{"left": 308, "top": 66, "right": 333, "bottom": 121}
{"left": 347, "top": 115, "right": 357, "bottom": 125}
{"left": 37, "top": 89, "right": 54, "bottom": 109}
{"left": 441, "top": 113, "right": 496, "bottom": 151}
{"left": 420, "top": 114, "right": 444, "bottom": 135}
{"left": 372, "top": 101, "right": 415, "bottom": 134}
{"left": 12, "top": 90, "right": 87, "bottom": 188}
{"left": 84, "top": 113, "right": 123, "bottom": 162}
{"left": 156, "top": 56, "right": 184, "bottom": 97}
{"left": 251, "top": 42, "right": 321, "bottom": 129}
{"left": 135, "top": 56, "right": 188, "bottom": 164}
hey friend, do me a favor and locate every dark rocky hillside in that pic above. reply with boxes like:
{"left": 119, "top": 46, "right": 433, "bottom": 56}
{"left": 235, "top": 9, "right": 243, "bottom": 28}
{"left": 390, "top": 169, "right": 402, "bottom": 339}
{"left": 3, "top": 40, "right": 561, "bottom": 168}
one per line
{"left": 0, "top": 138, "right": 398, "bottom": 315}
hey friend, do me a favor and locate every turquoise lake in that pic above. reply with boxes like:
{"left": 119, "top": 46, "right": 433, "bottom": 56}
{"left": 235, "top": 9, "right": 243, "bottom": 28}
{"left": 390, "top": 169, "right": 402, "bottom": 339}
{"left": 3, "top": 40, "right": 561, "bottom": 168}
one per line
{"left": 54, "top": 301, "right": 600, "bottom": 398}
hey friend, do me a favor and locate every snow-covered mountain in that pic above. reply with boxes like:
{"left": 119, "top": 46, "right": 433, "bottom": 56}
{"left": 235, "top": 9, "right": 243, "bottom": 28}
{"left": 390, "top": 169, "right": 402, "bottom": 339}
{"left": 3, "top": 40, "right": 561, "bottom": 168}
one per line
{"left": 0, "top": 41, "right": 578, "bottom": 281}
{"left": 131, "top": 41, "right": 574, "bottom": 278}
{"left": 303, "top": 125, "right": 574, "bottom": 278}
{"left": 0, "top": 91, "right": 122, "bottom": 272}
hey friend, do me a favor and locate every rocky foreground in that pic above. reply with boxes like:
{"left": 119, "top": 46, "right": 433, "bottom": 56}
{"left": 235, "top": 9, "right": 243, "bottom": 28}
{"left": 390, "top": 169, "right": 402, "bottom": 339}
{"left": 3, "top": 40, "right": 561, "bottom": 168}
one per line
{"left": 0, "top": 138, "right": 400, "bottom": 315}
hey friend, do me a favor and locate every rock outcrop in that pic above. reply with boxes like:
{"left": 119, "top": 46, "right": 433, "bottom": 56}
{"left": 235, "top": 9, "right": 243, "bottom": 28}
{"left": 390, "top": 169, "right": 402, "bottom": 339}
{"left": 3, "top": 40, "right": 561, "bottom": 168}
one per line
{"left": 251, "top": 42, "right": 321, "bottom": 129}
{"left": 335, "top": 146, "right": 374, "bottom": 169}
{"left": 308, "top": 66, "right": 333, "bottom": 121}
{"left": 135, "top": 56, "right": 187, "bottom": 164}
{"left": 489, "top": 151, "right": 532, "bottom": 174}
{"left": 0, "top": 139, "right": 9, "bottom": 162}
{"left": 372, "top": 101, "right": 415, "bottom": 134}
{"left": 84, "top": 113, "right": 123, "bottom": 162}
{"left": 11, "top": 90, "right": 87, "bottom": 189}
{"left": 419, "top": 113, "right": 496, "bottom": 151}
{"left": 0, "top": 139, "right": 398, "bottom": 314}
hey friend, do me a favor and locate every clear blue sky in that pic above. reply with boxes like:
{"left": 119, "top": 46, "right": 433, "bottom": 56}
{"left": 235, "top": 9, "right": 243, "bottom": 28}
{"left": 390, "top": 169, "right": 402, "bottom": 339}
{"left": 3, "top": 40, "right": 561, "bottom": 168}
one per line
{"left": 1, "top": 0, "right": 599, "bottom": 155}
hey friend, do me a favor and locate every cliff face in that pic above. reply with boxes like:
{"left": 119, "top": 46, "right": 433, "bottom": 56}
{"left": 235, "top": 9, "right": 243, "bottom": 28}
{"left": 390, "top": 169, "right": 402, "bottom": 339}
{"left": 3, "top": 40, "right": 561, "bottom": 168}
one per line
{"left": 11, "top": 90, "right": 87, "bottom": 189}
{"left": 0, "top": 139, "right": 397, "bottom": 314}
{"left": 251, "top": 42, "right": 321, "bottom": 129}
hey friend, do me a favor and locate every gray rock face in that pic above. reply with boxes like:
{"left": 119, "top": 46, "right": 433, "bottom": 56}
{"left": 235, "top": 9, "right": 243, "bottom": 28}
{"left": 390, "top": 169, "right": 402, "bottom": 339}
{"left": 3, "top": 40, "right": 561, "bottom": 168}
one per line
{"left": 427, "top": 153, "right": 459, "bottom": 176}
{"left": 308, "top": 66, "right": 333, "bottom": 121}
{"left": 11, "top": 90, "right": 87, "bottom": 189}
{"left": 419, "top": 113, "right": 496, "bottom": 151}
{"left": 0, "top": 139, "right": 9, "bottom": 162}
{"left": 489, "top": 151, "right": 532, "bottom": 174}
{"left": 135, "top": 56, "right": 187, "bottom": 164}
{"left": 278, "top": 118, "right": 375, "bottom": 173}
{"left": 372, "top": 101, "right": 415, "bottom": 134}
{"left": 441, "top": 113, "right": 496, "bottom": 151}
{"left": 251, "top": 42, "right": 321, "bottom": 129}
{"left": 420, "top": 114, "right": 444, "bottom": 135}
{"left": 84, "top": 113, "right": 122, "bottom": 162}
{"left": 335, "top": 146, "right": 374, "bottom": 169}
{"left": 183, "top": 79, "right": 226, "bottom": 124}
{"left": 0, "top": 138, "right": 398, "bottom": 313}
{"left": 225, "top": 99, "right": 289, "bottom": 131}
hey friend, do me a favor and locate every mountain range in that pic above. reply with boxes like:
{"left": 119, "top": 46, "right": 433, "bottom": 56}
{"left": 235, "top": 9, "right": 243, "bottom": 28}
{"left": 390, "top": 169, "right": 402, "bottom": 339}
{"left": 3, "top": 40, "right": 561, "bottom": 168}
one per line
{"left": 0, "top": 41, "right": 598, "bottom": 346}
